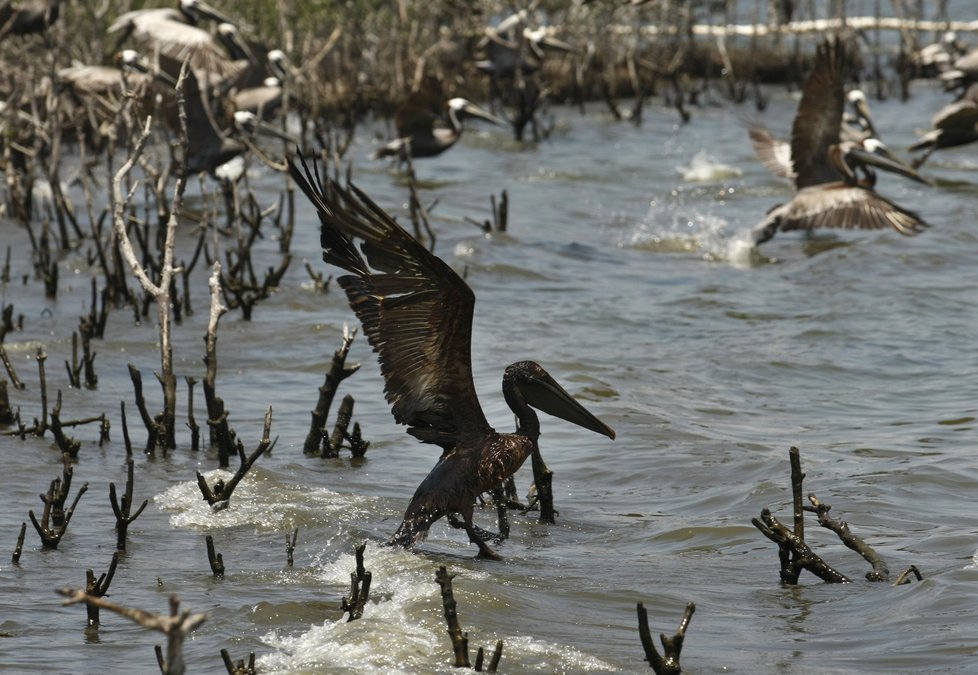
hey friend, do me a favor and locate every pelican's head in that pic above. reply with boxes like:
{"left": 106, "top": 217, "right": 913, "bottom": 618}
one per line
{"left": 446, "top": 98, "right": 506, "bottom": 128}
{"left": 267, "top": 50, "right": 289, "bottom": 80}
{"left": 844, "top": 138, "right": 931, "bottom": 186}
{"left": 505, "top": 361, "right": 616, "bottom": 440}
{"left": 846, "top": 89, "right": 876, "bottom": 136}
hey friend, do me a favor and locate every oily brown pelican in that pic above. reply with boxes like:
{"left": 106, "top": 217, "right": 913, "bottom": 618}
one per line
{"left": 909, "top": 83, "right": 978, "bottom": 168}
{"left": 750, "top": 38, "right": 929, "bottom": 246}
{"left": 108, "top": 0, "right": 240, "bottom": 82}
{"left": 373, "top": 95, "right": 505, "bottom": 161}
{"left": 288, "top": 153, "right": 615, "bottom": 559}
{"left": 0, "top": 0, "right": 61, "bottom": 39}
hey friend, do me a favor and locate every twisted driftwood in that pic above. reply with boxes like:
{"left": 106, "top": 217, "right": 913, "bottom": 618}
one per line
{"left": 752, "top": 446, "right": 922, "bottom": 585}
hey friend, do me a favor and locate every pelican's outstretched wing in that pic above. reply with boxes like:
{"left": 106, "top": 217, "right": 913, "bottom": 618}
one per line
{"left": 773, "top": 184, "right": 928, "bottom": 235}
{"left": 791, "top": 38, "right": 849, "bottom": 189}
{"left": 290, "top": 153, "right": 491, "bottom": 450}
{"left": 748, "top": 125, "right": 795, "bottom": 180}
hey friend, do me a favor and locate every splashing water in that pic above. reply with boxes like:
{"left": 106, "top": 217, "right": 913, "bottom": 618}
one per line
{"left": 678, "top": 150, "right": 743, "bottom": 183}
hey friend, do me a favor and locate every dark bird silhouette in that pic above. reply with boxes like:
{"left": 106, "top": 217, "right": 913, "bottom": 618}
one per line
{"left": 125, "top": 52, "right": 292, "bottom": 179}
{"left": 0, "top": 0, "right": 62, "bottom": 39}
{"left": 374, "top": 92, "right": 505, "bottom": 161}
{"left": 750, "top": 39, "right": 929, "bottom": 246}
{"left": 289, "top": 154, "right": 615, "bottom": 559}
{"left": 909, "top": 82, "right": 978, "bottom": 167}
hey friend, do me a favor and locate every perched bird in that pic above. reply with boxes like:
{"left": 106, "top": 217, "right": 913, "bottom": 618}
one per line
{"left": 909, "top": 82, "right": 978, "bottom": 167}
{"left": 289, "top": 153, "right": 616, "bottom": 559}
{"left": 374, "top": 94, "right": 504, "bottom": 160}
{"left": 57, "top": 51, "right": 157, "bottom": 148}
{"left": 108, "top": 0, "right": 241, "bottom": 83}
{"left": 226, "top": 49, "right": 289, "bottom": 120}
{"left": 474, "top": 11, "right": 575, "bottom": 79}
{"left": 0, "top": 0, "right": 62, "bottom": 39}
{"left": 750, "top": 38, "right": 929, "bottom": 246}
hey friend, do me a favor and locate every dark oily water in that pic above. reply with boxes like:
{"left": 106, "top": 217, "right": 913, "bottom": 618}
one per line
{"left": 3, "top": 84, "right": 978, "bottom": 674}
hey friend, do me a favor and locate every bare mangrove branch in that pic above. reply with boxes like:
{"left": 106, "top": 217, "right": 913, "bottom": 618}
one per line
{"left": 58, "top": 590, "right": 206, "bottom": 675}
{"left": 637, "top": 601, "right": 695, "bottom": 674}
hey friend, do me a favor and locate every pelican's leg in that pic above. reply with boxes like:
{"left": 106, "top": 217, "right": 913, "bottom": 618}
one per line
{"left": 457, "top": 507, "right": 502, "bottom": 560}
{"left": 446, "top": 513, "right": 500, "bottom": 542}
{"left": 529, "top": 447, "right": 556, "bottom": 523}
{"left": 465, "top": 522, "right": 502, "bottom": 560}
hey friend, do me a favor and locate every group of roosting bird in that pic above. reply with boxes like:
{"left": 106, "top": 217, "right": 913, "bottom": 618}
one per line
{"left": 3, "top": 1, "right": 975, "bottom": 558}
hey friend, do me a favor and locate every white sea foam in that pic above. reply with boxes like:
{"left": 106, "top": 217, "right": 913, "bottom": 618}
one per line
{"left": 155, "top": 468, "right": 375, "bottom": 531}
{"left": 678, "top": 150, "right": 743, "bottom": 183}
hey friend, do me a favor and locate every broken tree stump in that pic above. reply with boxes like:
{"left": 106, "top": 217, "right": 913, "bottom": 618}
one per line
{"left": 29, "top": 455, "right": 88, "bottom": 549}
{"left": 83, "top": 551, "right": 120, "bottom": 627}
{"left": 11, "top": 522, "right": 26, "bottom": 563}
{"left": 206, "top": 535, "right": 225, "bottom": 578}
{"left": 637, "top": 601, "right": 695, "bottom": 674}
{"left": 303, "top": 325, "right": 359, "bottom": 455}
{"left": 434, "top": 566, "right": 502, "bottom": 671}
{"left": 285, "top": 528, "right": 298, "bottom": 568}
{"left": 110, "top": 457, "right": 149, "bottom": 551}
{"left": 196, "top": 407, "right": 274, "bottom": 509}
{"left": 752, "top": 446, "right": 920, "bottom": 585}
{"left": 58, "top": 589, "right": 206, "bottom": 675}
{"left": 340, "top": 542, "right": 372, "bottom": 622}
{"left": 220, "top": 649, "right": 256, "bottom": 675}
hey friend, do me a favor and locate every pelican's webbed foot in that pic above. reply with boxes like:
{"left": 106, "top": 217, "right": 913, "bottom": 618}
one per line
{"left": 448, "top": 514, "right": 503, "bottom": 560}
{"left": 446, "top": 513, "right": 501, "bottom": 543}
{"left": 465, "top": 524, "right": 503, "bottom": 561}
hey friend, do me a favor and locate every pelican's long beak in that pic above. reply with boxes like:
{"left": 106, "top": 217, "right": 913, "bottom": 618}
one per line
{"left": 234, "top": 112, "right": 297, "bottom": 144}
{"left": 850, "top": 142, "right": 931, "bottom": 186}
{"left": 118, "top": 50, "right": 178, "bottom": 86}
{"left": 460, "top": 101, "right": 507, "bottom": 128}
{"left": 520, "top": 372, "right": 616, "bottom": 440}
{"left": 538, "top": 34, "right": 577, "bottom": 54}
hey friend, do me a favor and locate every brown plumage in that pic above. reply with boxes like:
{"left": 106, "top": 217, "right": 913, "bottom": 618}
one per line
{"left": 750, "top": 38, "right": 929, "bottom": 246}
{"left": 289, "top": 153, "right": 615, "bottom": 558}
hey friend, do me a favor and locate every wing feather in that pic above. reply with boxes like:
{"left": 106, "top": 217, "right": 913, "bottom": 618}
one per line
{"left": 290, "top": 152, "right": 491, "bottom": 450}
{"left": 791, "top": 39, "right": 850, "bottom": 189}
{"left": 777, "top": 184, "right": 929, "bottom": 236}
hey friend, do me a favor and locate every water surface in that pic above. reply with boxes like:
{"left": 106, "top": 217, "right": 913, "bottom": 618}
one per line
{"left": 2, "top": 82, "right": 978, "bottom": 673}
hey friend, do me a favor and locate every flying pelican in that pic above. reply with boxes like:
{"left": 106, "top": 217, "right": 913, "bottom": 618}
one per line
{"left": 289, "top": 154, "right": 616, "bottom": 559}
{"left": 749, "top": 39, "right": 929, "bottom": 246}
{"left": 57, "top": 51, "right": 157, "bottom": 148}
{"left": 909, "top": 83, "right": 978, "bottom": 167}
{"left": 373, "top": 95, "right": 505, "bottom": 160}
{"left": 108, "top": 0, "right": 240, "bottom": 82}
{"left": 0, "top": 0, "right": 61, "bottom": 38}
{"left": 748, "top": 88, "right": 906, "bottom": 182}
{"left": 125, "top": 52, "right": 292, "bottom": 179}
